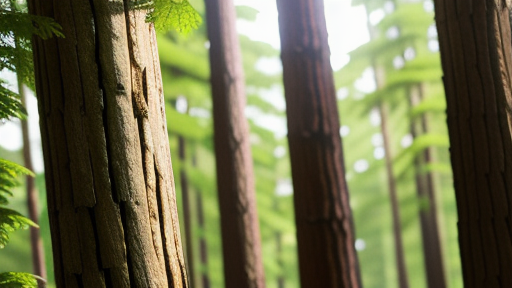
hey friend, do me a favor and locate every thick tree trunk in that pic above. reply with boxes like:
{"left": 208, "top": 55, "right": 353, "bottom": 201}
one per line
{"left": 28, "top": 1, "right": 188, "bottom": 287}
{"left": 204, "top": 0, "right": 265, "bottom": 287}
{"left": 19, "top": 85, "right": 47, "bottom": 287}
{"left": 434, "top": 0, "right": 512, "bottom": 286}
{"left": 276, "top": 0, "right": 361, "bottom": 287}
{"left": 178, "top": 136, "right": 195, "bottom": 288}
{"left": 409, "top": 84, "right": 446, "bottom": 288}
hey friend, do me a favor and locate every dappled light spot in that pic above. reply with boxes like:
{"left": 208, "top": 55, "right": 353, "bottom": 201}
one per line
{"left": 255, "top": 57, "right": 282, "bottom": 75}
{"left": 424, "top": 0, "right": 434, "bottom": 12}
{"left": 371, "top": 133, "right": 383, "bottom": 147}
{"left": 355, "top": 239, "right": 366, "bottom": 251}
{"left": 273, "top": 146, "right": 286, "bottom": 158}
{"left": 175, "top": 95, "right": 188, "bottom": 113}
{"left": 369, "top": 9, "right": 385, "bottom": 26}
{"left": 384, "top": 1, "right": 395, "bottom": 13}
{"left": 428, "top": 40, "right": 439, "bottom": 52}
{"left": 355, "top": 67, "right": 376, "bottom": 94}
{"left": 404, "top": 47, "right": 416, "bottom": 61}
{"left": 374, "top": 147, "right": 385, "bottom": 160}
{"left": 354, "top": 159, "right": 369, "bottom": 173}
{"left": 386, "top": 26, "right": 400, "bottom": 40}
{"left": 340, "top": 125, "right": 350, "bottom": 137}
{"left": 275, "top": 179, "right": 293, "bottom": 197}
{"left": 428, "top": 24, "right": 437, "bottom": 38}
{"left": 337, "top": 87, "right": 349, "bottom": 100}
{"left": 189, "top": 107, "right": 210, "bottom": 118}
{"left": 401, "top": 134, "right": 413, "bottom": 148}
{"left": 369, "top": 108, "right": 381, "bottom": 127}
{"left": 393, "top": 56, "right": 405, "bottom": 69}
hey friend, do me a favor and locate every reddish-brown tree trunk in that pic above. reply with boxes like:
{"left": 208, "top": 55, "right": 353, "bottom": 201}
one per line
{"left": 28, "top": 0, "right": 188, "bottom": 287}
{"left": 409, "top": 84, "right": 446, "bottom": 288}
{"left": 434, "top": 0, "right": 512, "bottom": 286}
{"left": 178, "top": 136, "right": 195, "bottom": 288}
{"left": 205, "top": 0, "right": 265, "bottom": 287}
{"left": 276, "top": 0, "right": 361, "bottom": 287}
{"left": 19, "top": 85, "right": 47, "bottom": 286}
{"left": 196, "top": 192, "right": 210, "bottom": 288}
{"left": 378, "top": 102, "right": 409, "bottom": 288}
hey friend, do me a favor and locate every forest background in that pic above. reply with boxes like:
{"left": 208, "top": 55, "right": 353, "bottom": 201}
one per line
{"left": 0, "top": 0, "right": 462, "bottom": 287}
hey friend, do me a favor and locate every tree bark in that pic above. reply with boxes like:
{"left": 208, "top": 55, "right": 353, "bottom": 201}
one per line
{"left": 204, "top": 0, "right": 266, "bottom": 287}
{"left": 19, "top": 84, "right": 47, "bottom": 287}
{"left": 178, "top": 136, "right": 195, "bottom": 288}
{"left": 276, "top": 0, "right": 361, "bottom": 287}
{"left": 434, "top": 0, "right": 512, "bottom": 286}
{"left": 409, "top": 84, "right": 446, "bottom": 288}
{"left": 196, "top": 192, "right": 210, "bottom": 288}
{"left": 378, "top": 101, "right": 409, "bottom": 288}
{"left": 28, "top": 1, "right": 188, "bottom": 287}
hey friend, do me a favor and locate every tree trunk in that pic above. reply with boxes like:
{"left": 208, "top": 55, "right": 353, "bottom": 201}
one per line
{"left": 434, "top": 0, "right": 512, "bottom": 286}
{"left": 11, "top": 0, "right": 47, "bottom": 280}
{"left": 276, "top": 0, "right": 361, "bottom": 287}
{"left": 19, "top": 85, "right": 47, "bottom": 287}
{"left": 178, "top": 136, "right": 195, "bottom": 288}
{"left": 378, "top": 101, "right": 409, "bottom": 288}
{"left": 409, "top": 84, "right": 446, "bottom": 288}
{"left": 204, "top": 0, "right": 265, "bottom": 287}
{"left": 28, "top": 1, "right": 188, "bottom": 287}
{"left": 196, "top": 192, "right": 210, "bottom": 288}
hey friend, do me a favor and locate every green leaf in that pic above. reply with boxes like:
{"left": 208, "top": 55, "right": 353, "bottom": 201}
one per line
{"left": 0, "top": 272, "right": 39, "bottom": 288}
{"left": 148, "top": 0, "right": 202, "bottom": 34}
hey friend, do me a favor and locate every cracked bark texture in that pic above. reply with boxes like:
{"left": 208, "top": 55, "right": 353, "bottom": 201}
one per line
{"left": 27, "top": 0, "right": 188, "bottom": 287}
{"left": 276, "top": 0, "right": 361, "bottom": 287}
{"left": 204, "top": 0, "right": 265, "bottom": 287}
{"left": 434, "top": 0, "right": 512, "bottom": 287}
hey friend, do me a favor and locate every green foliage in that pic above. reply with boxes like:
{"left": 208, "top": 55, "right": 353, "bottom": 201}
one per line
{"left": 0, "top": 159, "right": 36, "bottom": 249}
{"left": 146, "top": 0, "right": 202, "bottom": 34}
{"left": 0, "top": 272, "right": 38, "bottom": 288}
{"left": 0, "top": 207, "right": 36, "bottom": 249}
{"left": 0, "top": 80, "right": 25, "bottom": 119}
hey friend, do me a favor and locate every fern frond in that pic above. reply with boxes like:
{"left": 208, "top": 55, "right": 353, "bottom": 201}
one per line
{"left": 0, "top": 207, "right": 37, "bottom": 248}
{"left": 0, "top": 159, "right": 34, "bottom": 204}
{"left": 0, "top": 272, "right": 39, "bottom": 288}
{"left": 0, "top": 81, "right": 26, "bottom": 120}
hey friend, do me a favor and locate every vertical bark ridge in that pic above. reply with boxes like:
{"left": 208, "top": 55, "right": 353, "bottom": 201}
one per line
{"left": 276, "top": 0, "right": 361, "bottom": 287}
{"left": 28, "top": 0, "right": 188, "bottom": 286}
{"left": 434, "top": 0, "right": 512, "bottom": 286}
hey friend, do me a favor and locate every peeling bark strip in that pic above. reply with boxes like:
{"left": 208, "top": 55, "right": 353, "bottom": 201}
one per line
{"left": 276, "top": 0, "right": 361, "bottom": 287}
{"left": 205, "top": 0, "right": 266, "bottom": 287}
{"left": 28, "top": 0, "right": 188, "bottom": 287}
{"left": 434, "top": 0, "right": 512, "bottom": 287}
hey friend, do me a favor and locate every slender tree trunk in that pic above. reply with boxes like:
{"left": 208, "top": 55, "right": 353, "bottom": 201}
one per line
{"left": 204, "top": 0, "right": 265, "bottom": 287}
{"left": 196, "top": 192, "right": 210, "bottom": 288}
{"left": 276, "top": 0, "right": 361, "bottom": 287}
{"left": 434, "top": 1, "right": 512, "bottom": 286}
{"left": 409, "top": 84, "right": 446, "bottom": 288}
{"left": 19, "top": 85, "right": 47, "bottom": 286}
{"left": 11, "top": 0, "right": 47, "bottom": 281}
{"left": 378, "top": 101, "right": 409, "bottom": 288}
{"left": 178, "top": 136, "right": 195, "bottom": 288}
{"left": 28, "top": 1, "right": 188, "bottom": 287}
{"left": 364, "top": 3, "right": 409, "bottom": 283}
